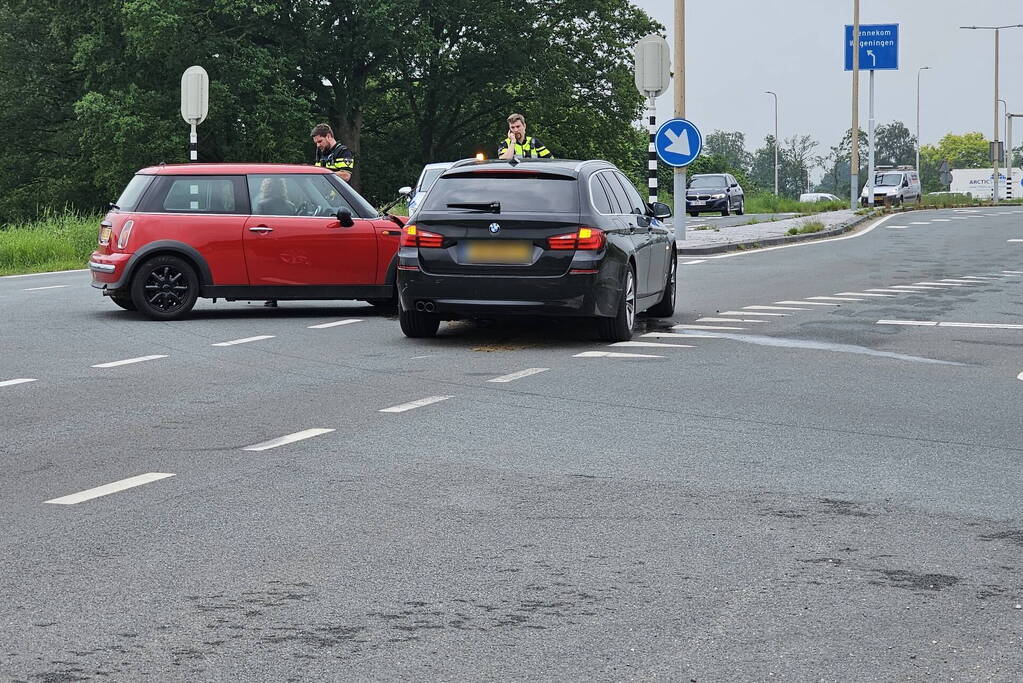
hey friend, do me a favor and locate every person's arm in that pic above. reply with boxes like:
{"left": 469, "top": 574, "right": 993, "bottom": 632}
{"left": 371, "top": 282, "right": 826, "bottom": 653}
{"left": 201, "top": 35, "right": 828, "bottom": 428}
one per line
{"left": 330, "top": 151, "right": 354, "bottom": 182}
{"left": 532, "top": 138, "right": 552, "bottom": 159}
{"left": 499, "top": 133, "right": 515, "bottom": 160}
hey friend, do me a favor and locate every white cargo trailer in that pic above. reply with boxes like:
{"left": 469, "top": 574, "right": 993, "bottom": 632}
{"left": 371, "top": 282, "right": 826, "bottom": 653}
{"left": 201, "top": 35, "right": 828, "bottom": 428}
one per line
{"left": 949, "top": 168, "right": 1023, "bottom": 199}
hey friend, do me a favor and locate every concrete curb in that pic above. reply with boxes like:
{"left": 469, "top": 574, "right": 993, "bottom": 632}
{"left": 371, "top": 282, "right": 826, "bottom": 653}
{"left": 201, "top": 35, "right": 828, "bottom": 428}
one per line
{"left": 676, "top": 211, "right": 877, "bottom": 255}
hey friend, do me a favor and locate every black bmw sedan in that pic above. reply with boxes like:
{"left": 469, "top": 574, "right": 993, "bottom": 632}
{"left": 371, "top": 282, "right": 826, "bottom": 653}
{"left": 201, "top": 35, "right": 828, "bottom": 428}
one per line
{"left": 396, "top": 158, "right": 677, "bottom": 341}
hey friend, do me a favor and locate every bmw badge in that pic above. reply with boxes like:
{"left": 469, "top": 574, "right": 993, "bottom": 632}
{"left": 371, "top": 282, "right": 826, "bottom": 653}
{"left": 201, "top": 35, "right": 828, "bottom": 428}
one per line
{"left": 489, "top": 222, "right": 501, "bottom": 234}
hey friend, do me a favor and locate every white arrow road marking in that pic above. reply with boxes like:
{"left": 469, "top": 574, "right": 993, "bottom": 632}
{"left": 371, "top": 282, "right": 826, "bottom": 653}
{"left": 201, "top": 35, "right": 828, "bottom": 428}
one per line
{"left": 487, "top": 368, "right": 549, "bottom": 383}
{"left": 380, "top": 396, "right": 452, "bottom": 413}
{"left": 212, "top": 335, "right": 275, "bottom": 347}
{"left": 720, "top": 310, "right": 789, "bottom": 316}
{"left": 774, "top": 300, "right": 839, "bottom": 306}
{"left": 45, "top": 473, "right": 175, "bottom": 505}
{"left": 744, "top": 305, "right": 809, "bottom": 311}
{"left": 92, "top": 355, "right": 168, "bottom": 368}
{"left": 308, "top": 319, "right": 363, "bottom": 329}
{"left": 835, "top": 292, "right": 897, "bottom": 297}
{"left": 672, "top": 324, "right": 746, "bottom": 330}
{"left": 1, "top": 378, "right": 37, "bottom": 387}
{"left": 22, "top": 285, "right": 69, "bottom": 291}
{"left": 697, "top": 317, "right": 766, "bottom": 323}
{"left": 611, "top": 341, "right": 695, "bottom": 348}
{"left": 243, "top": 428, "right": 335, "bottom": 451}
{"left": 664, "top": 128, "right": 691, "bottom": 155}
{"left": 574, "top": 351, "right": 663, "bottom": 358}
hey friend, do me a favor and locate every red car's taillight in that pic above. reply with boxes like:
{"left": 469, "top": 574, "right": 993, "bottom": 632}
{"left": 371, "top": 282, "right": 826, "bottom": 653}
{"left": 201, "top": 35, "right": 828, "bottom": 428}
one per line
{"left": 547, "top": 227, "right": 606, "bottom": 251}
{"left": 401, "top": 224, "right": 444, "bottom": 248}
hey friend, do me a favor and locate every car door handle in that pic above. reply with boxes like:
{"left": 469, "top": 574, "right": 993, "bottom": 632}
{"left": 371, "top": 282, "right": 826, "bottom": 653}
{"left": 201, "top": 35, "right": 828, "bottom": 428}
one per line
{"left": 248, "top": 226, "right": 273, "bottom": 233}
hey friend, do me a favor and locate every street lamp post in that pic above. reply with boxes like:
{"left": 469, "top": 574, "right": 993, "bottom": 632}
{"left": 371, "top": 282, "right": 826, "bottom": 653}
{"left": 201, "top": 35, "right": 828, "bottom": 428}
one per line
{"left": 999, "top": 98, "right": 1008, "bottom": 197}
{"left": 960, "top": 24, "right": 1023, "bottom": 204}
{"left": 765, "top": 91, "right": 778, "bottom": 195}
{"left": 916, "top": 66, "right": 930, "bottom": 173}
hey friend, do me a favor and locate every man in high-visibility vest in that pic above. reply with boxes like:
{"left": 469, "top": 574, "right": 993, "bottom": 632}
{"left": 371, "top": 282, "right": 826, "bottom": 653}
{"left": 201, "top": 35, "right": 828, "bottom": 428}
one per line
{"left": 498, "top": 113, "right": 552, "bottom": 160}
{"left": 311, "top": 123, "right": 355, "bottom": 182}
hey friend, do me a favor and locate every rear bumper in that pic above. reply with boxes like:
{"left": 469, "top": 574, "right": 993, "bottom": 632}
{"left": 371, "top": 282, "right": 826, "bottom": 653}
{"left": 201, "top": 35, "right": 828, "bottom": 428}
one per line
{"left": 89, "top": 252, "right": 132, "bottom": 291}
{"left": 397, "top": 264, "right": 623, "bottom": 319}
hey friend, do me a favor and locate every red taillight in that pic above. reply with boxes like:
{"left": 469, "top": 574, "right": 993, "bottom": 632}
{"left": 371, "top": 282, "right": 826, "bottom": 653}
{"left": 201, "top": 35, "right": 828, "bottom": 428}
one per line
{"left": 547, "top": 227, "right": 605, "bottom": 251}
{"left": 401, "top": 224, "right": 444, "bottom": 248}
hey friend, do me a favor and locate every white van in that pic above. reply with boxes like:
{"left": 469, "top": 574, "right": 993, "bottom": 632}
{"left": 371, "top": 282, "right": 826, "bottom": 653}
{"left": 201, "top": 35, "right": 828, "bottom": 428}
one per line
{"left": 799, "top": 192, "right": 841, "bottom": 203}
{"left": 405, "top": 161, "right": 455, "bottom": 212}
{"left": 860, "top": 168, "right": 922, "bottom": 206}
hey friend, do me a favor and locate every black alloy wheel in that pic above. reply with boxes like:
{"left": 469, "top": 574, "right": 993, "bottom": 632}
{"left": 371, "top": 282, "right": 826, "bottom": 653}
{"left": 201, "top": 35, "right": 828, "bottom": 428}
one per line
{"left": 647, "top": 251, "right": 676, "bottom": 317}
{"left": 598, "top": 265, "right": 636, "bottom": 342}
{"left": 736, "top": 198, "right": 745, "bottom": 216}
{"left": 130, "top": 255, "right": 199, "bottom": 320}
{"left": 721, "top": 199, "right": 731, "bottom": 216}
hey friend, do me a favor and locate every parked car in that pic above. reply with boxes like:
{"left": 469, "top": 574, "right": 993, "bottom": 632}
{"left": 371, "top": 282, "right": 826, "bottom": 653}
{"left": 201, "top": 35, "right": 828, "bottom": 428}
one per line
{"left": 860, "top": 168, "right": 922, "bottom": 206}
{"left": 396, "top": 158, "right": 677, "bottom": 341}
{"left": 406, "top": 161, "right": 456, "bottom": 212}
{"left": 799, "top": 192, "right": 841, "bottom": 203}
{"left": 686, "top": 173, "right": 744, "bottom": 216}
{"left": 89, "top": 163, "right": 406, "bottom": 320}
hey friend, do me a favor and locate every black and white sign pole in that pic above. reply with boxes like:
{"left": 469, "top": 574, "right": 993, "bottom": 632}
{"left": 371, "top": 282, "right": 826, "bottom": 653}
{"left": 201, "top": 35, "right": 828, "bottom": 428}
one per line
{"left": 647, "top": 96, "right": 658, "bottom": 204}
{"left": 180, "top": 66, "right": 209, "bottom": 163}
{"left": 1008, "top": 114, "right": 1019, "bottom": 200}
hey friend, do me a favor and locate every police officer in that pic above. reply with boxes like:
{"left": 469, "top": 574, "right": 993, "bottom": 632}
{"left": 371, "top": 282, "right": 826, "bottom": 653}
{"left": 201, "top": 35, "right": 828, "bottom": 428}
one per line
{"left": 311, "top": 123, "right": 354, "bottom": 182}
{"left": 498, "top": 113, "right": 552, "bottom": 160}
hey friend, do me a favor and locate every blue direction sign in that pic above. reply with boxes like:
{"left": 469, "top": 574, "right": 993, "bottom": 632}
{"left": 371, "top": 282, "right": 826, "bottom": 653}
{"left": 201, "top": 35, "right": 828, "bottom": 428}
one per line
{"left": 654, "top": 118, "right": 702, "bottom": 168}
{"left": 844, "top": 23, "right": 899, "bottom": 71}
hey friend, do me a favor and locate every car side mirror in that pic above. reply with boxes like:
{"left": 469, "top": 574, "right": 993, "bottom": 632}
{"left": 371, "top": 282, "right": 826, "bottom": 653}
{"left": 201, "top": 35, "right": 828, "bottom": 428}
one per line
{"left": 649, "top": 201, "right": 672, "bottom": 219}
{"left": 730, "top": 183, "right": 738, "bottom": 188}
{"left": 336, "top": 209, "right": 355, "bottom": 227}
{"left": 398, "top": 186, "right": 412, "bottom": 196}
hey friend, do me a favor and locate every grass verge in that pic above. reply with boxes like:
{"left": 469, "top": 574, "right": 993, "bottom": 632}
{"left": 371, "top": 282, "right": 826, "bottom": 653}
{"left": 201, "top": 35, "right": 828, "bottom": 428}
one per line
{"left": 786, "top": 220, "right": 825, "bottom": 236}
{"left": 0, "top": 210, "right": 99, "bottom": 276}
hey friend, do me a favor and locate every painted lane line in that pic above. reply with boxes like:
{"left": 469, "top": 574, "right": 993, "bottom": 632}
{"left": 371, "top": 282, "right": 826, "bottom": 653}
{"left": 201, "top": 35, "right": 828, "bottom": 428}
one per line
{"left": 940, "top": 279, "right": 985, "bottom": 284}
{"left": 642, "top": 332, "right": 721, "bottom": 339}
{"left": 672, "top": 324, "right": 746, "bottom": 330}
{"left": 877, "top": 320, "right": 938, "bottom": 327}
{"left": 92, "top": 355, "right": 168, "bottom": 368}
{"left": 931, "top": 219, "right": 952, "bottom": 222}
{"left": 574, "top": 351, "right": 663, "bottom": 359}
{"left": 1009, "top": 239, "right": 1023, "bottom": 243}
{"left": 958, "top": 276, "right": 1000, "bottom": 280}
{"left": 864, "top": 288, "right": 913, "bottom": 293}
{"left": 0, "top": 268, "right": 88, "bottom": 279}
{"left": 487, "top": 368, "right": 550, "bottom": 383}
{"left": 1, "top": 378, "right": 37, "bottom": 387}
{"left": 743, "top": 305, "right": 810, "bottom": 311}
{"left": 23, "top": 285, "right": 70, "bottom": 292}
{"left": 242, "top": 428, "right": 335, "bottom": 451}
{"left": 834, "top": 292, "right": 897, "bottom": 298}
{"left": 884, "top": 285, "right": 941, "bottom": 290}
{"left": 720, "top": 310, "right": 789, "bottom": 316}
{"left": 682, "top": 260, "right": 706, "bottom": 265}
{"left": 910, "top": 221, "right": 932, "bottom": 225}
{"left": 696, "top": 317, "right": 766, "bottom": 323}
{"left": 885, "top": 225, "right": 908, "bottom": 229}
{"left": 308, "top": 319, "right": 363, "bottom": 329}
{"left": 774, "top": 300, "right": 839, "bottom": 306}
{"left": 611, "top": 341, "right": 695, "bottom": 348}
{"left": 1018, "top": 371, "right": 1023, "bottom": 382}
{"left": 45, "top": 473, "right": 175, "bottom": 505}
{"left": 1003, "top": 271, "right": 1023, "bottom": 275}
{"left": 380, "top": 396, "right": 452, "bottom": 413}
{"left": 212, "top": 335, "right": 276, "bottom": 347}
{"left": 914, "top": 282, "right": 968, "bottom": 287}
{"left": 806, "top": 296, "right": 864, "bottom": 302}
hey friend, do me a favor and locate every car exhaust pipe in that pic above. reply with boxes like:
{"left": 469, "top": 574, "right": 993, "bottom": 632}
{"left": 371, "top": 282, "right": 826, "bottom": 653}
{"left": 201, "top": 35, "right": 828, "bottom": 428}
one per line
{"left": 423, "top": 301, "right": 436, "bottom": 313}
{"left": 415, "top": 301, "right": 426, "bottom": 312}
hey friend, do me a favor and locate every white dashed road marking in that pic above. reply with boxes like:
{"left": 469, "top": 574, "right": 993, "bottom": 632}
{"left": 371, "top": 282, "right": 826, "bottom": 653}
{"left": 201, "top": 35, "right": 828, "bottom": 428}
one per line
{"left": 910, "top": 222, "right": 931, "bottom": 225}
{"left": 883, "top": 285, "right": 941, "bottom": 290}
{"left": 877, "top": 320, "right": 937, "bottom": 326}
{"left": 941, "top": 279, "right": 984, "bottom": 284}
{"left": 1009, "top": 239, "right": 1023, "bottom": 243}
{"left": 914, "top": 282, "right": 968, "bottom": 287}
{"left": 92, "top": 355, "right": 168, "bottom": 368}
{"left": 212, "top": 335, "right": 276, "bottom": 347}
{"left": 672, "top": 324, "right": 746, "bottom": 330}
{"left": 878, "top": 320, "right": 1023, "bottom": 330}
{"left": 574, "top": 351, "right": 663, "bottom": 358}
{"left": 380, "top": 396, "right": 452, "bottom": 413}
{"left": 696, "top": 317, "right": 766, "bottom": 323}
{"left": 775, "top": 300, "right": 839, "bottom": 306}
{"left": 744, "top": 305, "right": 809, "bottom": 311}
{"left": 885, "top": 225, "right": 908, "bottom": 229}
{"left": 307, "top": 319, "right": 363, "bottom": 329}
{"left": 682, "top": 260, "right": 707, "bottom": 265}
{"left": 932, "top": 219, "right": 952, "bottom": 222}
{"left": 721, "top": 310, "right": 788, "bottom": 316}
{"left": 807, "top": 296, "right": 863, "bottom": 302}
{"left": 487, "top": 368, "right": 549, "bottom": 383}
{"left": 242, "top": 428, "right": 335, "bottom": 451}
{"left": 1, "top": 378, "right": 37, "bottom": 387}
{"left": 835, "top": 292, "right": 897, "bottom": 297}
{"left": 611, "top": 341, "right": 695, "bottom": 348}
{"left": 22, "top": 285, "right": 69, "bottom": 292}
{"left": 45, "top": 473, "right": 175, "bottom": 505}
{"left": 643, "top": 332, "right": 721, "bottom": 339}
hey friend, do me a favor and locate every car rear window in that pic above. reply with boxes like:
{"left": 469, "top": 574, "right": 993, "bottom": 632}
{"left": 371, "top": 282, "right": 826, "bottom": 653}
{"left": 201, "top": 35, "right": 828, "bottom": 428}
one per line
{"left": 422, "top": 173, "right": 579, "bottom": 213}
{"left": 114, "top": 175, "right": 154, "bottom": 211}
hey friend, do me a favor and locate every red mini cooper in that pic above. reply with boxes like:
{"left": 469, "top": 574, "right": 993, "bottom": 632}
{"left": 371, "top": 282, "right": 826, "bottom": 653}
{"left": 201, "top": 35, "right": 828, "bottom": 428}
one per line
{"left": 89, "top": 163, "right": 406, "bottom": 320}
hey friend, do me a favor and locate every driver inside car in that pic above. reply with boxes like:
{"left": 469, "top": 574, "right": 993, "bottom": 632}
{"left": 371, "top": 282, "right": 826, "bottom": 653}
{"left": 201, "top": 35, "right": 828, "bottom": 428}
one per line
{"left": 256, "top": 177, "right": 296, "bottom": 216}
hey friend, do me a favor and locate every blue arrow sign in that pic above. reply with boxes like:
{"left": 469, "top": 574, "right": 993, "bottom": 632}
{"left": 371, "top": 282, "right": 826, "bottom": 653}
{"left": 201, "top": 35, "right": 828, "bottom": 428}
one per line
{"left": 845, "top": 24, "right": 899, "bottom": 71}
{"left": 655, "top": 118, "right": 702, "bottom": 168}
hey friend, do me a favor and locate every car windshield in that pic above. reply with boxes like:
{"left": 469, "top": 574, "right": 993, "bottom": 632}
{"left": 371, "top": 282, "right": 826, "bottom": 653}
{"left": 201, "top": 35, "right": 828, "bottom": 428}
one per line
{"left": 688, "top": 176, "right": 726, "bottom": 189}
{"left": 875, "top": 173, "right": 903, "bottom": 187}
{"left": 422, "top": 173, "right": 579, "bottom": 213}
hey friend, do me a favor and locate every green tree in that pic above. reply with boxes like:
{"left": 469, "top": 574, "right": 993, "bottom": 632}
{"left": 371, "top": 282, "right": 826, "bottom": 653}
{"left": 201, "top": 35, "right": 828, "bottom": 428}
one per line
{"left": 874, "top": 121, "right": 916, "bottom": 167}
{"left": 919, "top": 132, "right": 990, "bottom": 191}
{"left": 703, "top": 130, "right": 752, "bottom": 175}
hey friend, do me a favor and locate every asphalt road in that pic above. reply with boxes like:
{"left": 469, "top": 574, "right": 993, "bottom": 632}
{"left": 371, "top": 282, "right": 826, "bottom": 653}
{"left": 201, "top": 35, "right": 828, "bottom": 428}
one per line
{"left": 685, "top": 211, "right": 797, "bottom": 230}
{"left": 2, "top": 206, "right": 1022, "bottom": 680}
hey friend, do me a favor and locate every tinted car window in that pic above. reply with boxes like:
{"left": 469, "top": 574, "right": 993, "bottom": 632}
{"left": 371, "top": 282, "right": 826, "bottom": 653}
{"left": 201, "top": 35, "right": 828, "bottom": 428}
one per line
{"left": 248, "top": 174, "right": 355, "bottom": 217}
{"left": 423, "top": 173, "right": 579, "bottom": 213}
{"left": 418, "top": 167, "right": 446, "bottom": 193}
{"left": 588, "top": 175, "right": 613, "bottom": 214}
{"left": 160, "top": 176, "right": 239, "bottom": 214}
{"left": 114, "top": 175, "right": 154, "bottom": 211}
{"left": 688, "top": 175, "right": 727, "bottom": 189}
{"left": 611, "top": 172, "right": 646, "bottom": 214}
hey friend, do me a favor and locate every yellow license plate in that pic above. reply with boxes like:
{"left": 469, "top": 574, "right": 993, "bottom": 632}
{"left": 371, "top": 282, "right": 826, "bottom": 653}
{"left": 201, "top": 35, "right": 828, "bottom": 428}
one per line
{"left": 99, "top": 227, "right": 112, "bottom": 244}
{"left": 465, "top": 241, "right": 533, "bottom": 264}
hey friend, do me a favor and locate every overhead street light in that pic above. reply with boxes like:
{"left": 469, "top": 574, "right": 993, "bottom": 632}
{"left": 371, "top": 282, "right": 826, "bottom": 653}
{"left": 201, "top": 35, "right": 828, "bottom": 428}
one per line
{"left": 916, "top": 66, "right": 930, "bottom": 174}
{"left": 764, "top": 91, "right": 778, "bottom": 195}
{"left": 960, "top": 24, "right": 1023, "bottom": 203}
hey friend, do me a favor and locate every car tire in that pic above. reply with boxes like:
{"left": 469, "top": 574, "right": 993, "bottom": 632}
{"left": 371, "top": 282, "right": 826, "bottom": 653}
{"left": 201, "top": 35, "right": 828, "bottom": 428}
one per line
{"left": 597, "top": 265, "right": 636, "bottom": 342}
{"left": 721, "top": 201, "right": 731, "bottom": 216}
{"left": 129, "top": 254, "right": 199, "bottom": 321}
{"left": 736, "top": 198, "right": 745, "bottom": 216}
{"left": 647, "top": 251, "right": 676, "bottom": 318}
{"left": 688, "top": 212, "right": 699, "bottom": 217}
{"left": 399, "top": 307, "right": 440, "bottom": 338}
{"left": 109, "top": 293, "right": 137, "bottom": 311}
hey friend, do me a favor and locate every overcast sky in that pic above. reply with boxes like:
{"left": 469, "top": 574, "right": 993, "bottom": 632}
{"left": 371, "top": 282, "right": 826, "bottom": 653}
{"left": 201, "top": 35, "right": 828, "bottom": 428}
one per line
{"left": 629, "top": 0, "right": 1023, "bottom": 166}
